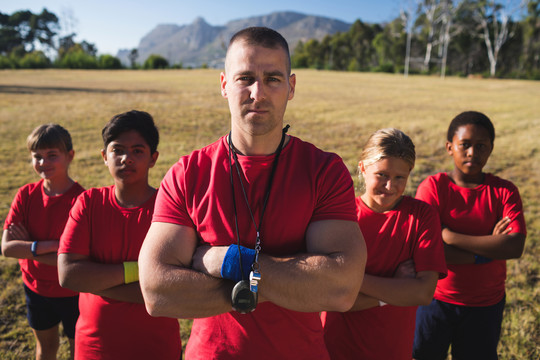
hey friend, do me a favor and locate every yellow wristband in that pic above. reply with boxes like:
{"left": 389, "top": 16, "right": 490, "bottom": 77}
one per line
{"left": 123, "top": 261, "right": 139, "bottom": 284}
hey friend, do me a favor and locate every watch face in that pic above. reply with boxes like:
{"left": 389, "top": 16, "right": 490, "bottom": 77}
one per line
{"left": 231, "top": 280, "right": 257, "bottom": 313}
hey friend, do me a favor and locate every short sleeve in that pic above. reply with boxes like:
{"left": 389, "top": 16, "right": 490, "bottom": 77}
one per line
{"left": 59, "top": 191, "right": 92, "bottom": 256}
{"left": 413, "top": 201, "right": 447, "bottom": 278}
{"left": 153, "top": 161, "right": 195, "bottom": 228}
{"left": 4, "top": 187, "right": 26, "bottom": 230}
{"left": 311, "top": 155, "right": 356, "bottom": 223}
{"left": 415, "top": 176, "right": 440, "bottom": 208}
{"left": 501, "top": 182, "right": 527, "bottom": 235}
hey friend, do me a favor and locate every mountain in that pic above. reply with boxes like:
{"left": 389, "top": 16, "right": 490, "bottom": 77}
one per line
{"left": 117, "top": 11, "right": 351, "bottom": 68}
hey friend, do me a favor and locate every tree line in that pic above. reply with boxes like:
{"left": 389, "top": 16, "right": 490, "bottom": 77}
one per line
{"left": 292, "top": 0, "right": 540, "bottom": 79}
{"left": 0, "top": 8, "right": 176, "bottom": 70}
{"left": 2, "top": 2, "right": 539, "bottom": 78}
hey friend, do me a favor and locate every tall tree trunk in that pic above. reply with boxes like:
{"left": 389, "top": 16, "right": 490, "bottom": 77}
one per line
{"left": 423, "top": 0, "right": 439, "bottom": 71}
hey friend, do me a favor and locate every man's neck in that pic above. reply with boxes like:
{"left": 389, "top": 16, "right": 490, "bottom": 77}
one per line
{"left": 230, "top": 128, "right": 286, "bottom": 156}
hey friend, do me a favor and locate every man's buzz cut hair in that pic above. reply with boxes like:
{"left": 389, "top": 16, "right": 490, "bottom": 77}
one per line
{"left": 226, "top": 26, "right": 291, "bottom": 74}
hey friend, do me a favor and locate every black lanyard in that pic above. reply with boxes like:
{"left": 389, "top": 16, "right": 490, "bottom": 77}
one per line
{"left": 228, "top": 125, "right": 290, "bottom": 280}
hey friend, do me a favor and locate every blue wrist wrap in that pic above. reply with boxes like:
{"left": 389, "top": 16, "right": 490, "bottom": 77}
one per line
{"left": 221, "top": 245, "right": 256, "bottom": 282}
{"left": 474, "top": 255, "right": 492, "bottom": 264}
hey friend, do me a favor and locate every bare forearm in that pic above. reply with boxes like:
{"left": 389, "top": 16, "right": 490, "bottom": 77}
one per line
{"left": 33, "top": 253, "right": 59, "bottom": 266}
{"left": 59, "top": 258, "right": 124, "bottom": 293}
{"left": 2, "top": 239, "right": 58, "bottom": 260}
{"left": 360, "top": 273, "right": 436, "bottom": 307}
{"left": 444, "top": 244, "right": 475, "bottom": 264}
{"left": 138, "top": 223, "right": 233, "bottom": 318}
{"left": 140, "top": 262, "right": 233, "bottom": 318}
{"left": 95, "top": 283, "right": 145, "bottom": 304}
{"left": 348, "top": 292, "right": 379, "bottom": 311}
{"left": 252, "top": 220, "right": 367, "bottom": 313}
{"left": 257, "top": 252, "right": 364, "bottom": 312}
{"left": 443, "top": 229, "right": 525, "bottom": 259}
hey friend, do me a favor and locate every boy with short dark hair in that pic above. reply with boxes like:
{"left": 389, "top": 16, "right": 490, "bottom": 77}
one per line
{"left": 2, "top": 123, "right": 84, "bottom": 360}
{"left": 413, "top": 111, "right": 527, "bottom": 360}
{"left": 58, "top": 110, "right": 181, "bottom": 360}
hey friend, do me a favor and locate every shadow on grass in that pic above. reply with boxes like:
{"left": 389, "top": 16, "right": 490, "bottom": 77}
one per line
{"left": 0, "top": 85, "right": 163, "bottom": 94}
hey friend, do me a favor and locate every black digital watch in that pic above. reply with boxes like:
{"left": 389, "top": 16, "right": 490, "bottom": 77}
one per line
{"left": 231, "top": 280, "right": 258, "bottom": 314}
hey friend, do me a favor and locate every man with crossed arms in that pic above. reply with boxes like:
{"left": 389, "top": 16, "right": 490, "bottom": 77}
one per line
{"left": 138, "top": 26, "right": 367, "bottom": 359}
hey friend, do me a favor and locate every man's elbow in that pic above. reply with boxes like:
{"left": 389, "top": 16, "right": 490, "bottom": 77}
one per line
{"left": 328, "top": 265, "right": 366, "bottom": 312}
{"left": 139, "top": 271, "right": 168, "bottom": 317}
{"left": 142, "top": 294, "right": 166, "bottom": 317}
{"left": 140, "top": 282, "right": 177, "bottom": 318}
{"left": 331, "top": 241, "right": 367, "bottom": 311}
{"left": 329, "top": 288, "right": 360, "bottom": 312}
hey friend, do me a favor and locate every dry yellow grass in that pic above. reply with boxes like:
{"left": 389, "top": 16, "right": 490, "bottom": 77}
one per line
{"left": 1, "top": 69, "right": 539, "bottom": 359}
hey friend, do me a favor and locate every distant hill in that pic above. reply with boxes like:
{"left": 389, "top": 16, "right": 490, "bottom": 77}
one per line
{"left": 117, "top": 11, "right": 351, "bottom": 68}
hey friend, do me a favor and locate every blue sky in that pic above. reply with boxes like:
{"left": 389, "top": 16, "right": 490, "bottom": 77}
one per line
{"left": 2, "top": 0, "right": 403, "bottom": 55}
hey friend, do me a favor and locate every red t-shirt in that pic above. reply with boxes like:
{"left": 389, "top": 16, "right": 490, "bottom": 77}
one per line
{"left": 416, "top": 172, "right": 527, "bottom": 306}
{"left": 59, "top": 186, "right": 181, "bottom": 360}
{"left": 322, "top": 196, "right": 447, "bottom": 360}
{"left": 4, "top": 180, "right": 83, "bottom": 297}
{"left": 153, "top": 135, "right": 357, "bottom": 360}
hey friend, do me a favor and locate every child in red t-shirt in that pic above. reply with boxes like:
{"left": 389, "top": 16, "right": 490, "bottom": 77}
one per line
{"left": 2, "top": 124, "right": 84, "bottom": 360}
{"left": 322, "top": 128, "right": 446, "bottom": 360}
{"left": 58, "top": 111, "right": 181, "bottom": 360}
{"left": 413, "top": 111, "right": 527, "bottom": 360}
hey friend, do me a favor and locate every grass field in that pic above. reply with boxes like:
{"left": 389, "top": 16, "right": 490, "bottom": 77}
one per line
{"left": 0, "top": 69, "right": 539, "bottom": 359}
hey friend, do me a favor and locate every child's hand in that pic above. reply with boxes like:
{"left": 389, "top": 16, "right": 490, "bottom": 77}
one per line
{"left": 8, "top": 223, "right": 30, "bottom": 241}
{"left": 394, "top": 259, "right": 416, "bottom": 279}
{"left": 492, "top": 217, "right": 512, "bottom": 235}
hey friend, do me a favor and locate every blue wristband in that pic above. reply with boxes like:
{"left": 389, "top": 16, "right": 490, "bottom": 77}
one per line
{"left": 474, "top": 255, "right": 492, "bottom": 264}
{"left": 221, "top": 245, "right": 256, "bottom": 282}
{"left": 30, "top": 241, "right": 38, "bottom": 257}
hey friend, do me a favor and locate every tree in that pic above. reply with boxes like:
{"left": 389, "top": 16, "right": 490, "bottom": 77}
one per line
{"left": 349, "top": 20, "right": 380, "bottom": 70}
{"left": 0, "top": 12, "right": 23, "bottom": 55}
{"left": 308, "top": 38, "right": 328, "bottom": 69}
{"left": 57, "top": 33, "right": 76, "bottom": 59}
{"left": 19, "top": 50, "right": 50, "bottom": 68}
{"left": 0, "top": 55, "right": 14, "bottom": 69}
{"left": 143, "top": 54, "right": 169, "bottom": 69}
{"left": 56, "top": 32, "right": 98, "bottom": 69}
{"left": 57, "top": 47, "right": 97, "bottom": 69}
{"left": 98, "top": 54, "right": 122, "bottom": 69}
{"left": 438, "top": 1, "right": 452, "bottom": 77}
{"left": 418, "top": 0, "right": 441, "bottom": 71}
{"left": 57, "top": 35, "right": 96, "bottom": 59}
{"left": 129, "top": 48, "right": 138, "bottom": 69}
{"left": 373, "top": 19, "right": 408, "bottom": 72}
{"left": 521, "top": 0, "right": 540, "bottom": 77}
{"left": 328, "top": 32, "right": 352, "bottom": 70}
{"left": 439, "top": 0, "right": 466, "bottom": 78}
{"left": 0, "top": 9, "right": 59, "bottom": 55}
{"left": 400, "top": 0, "right": 421, "bottom": 76}
{"left": 291, "top": 40, "right": 309, "bottom": 68}
{"left": 469, "top": 0, "right": 525, "bottom": 76}
{"left": 29, "top": 9, "right": 59, "bottom": 52}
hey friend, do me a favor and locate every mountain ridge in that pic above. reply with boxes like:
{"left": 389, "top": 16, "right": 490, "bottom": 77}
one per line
{"left": 117, "top": 11, "right": 351, "bottom": 68}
